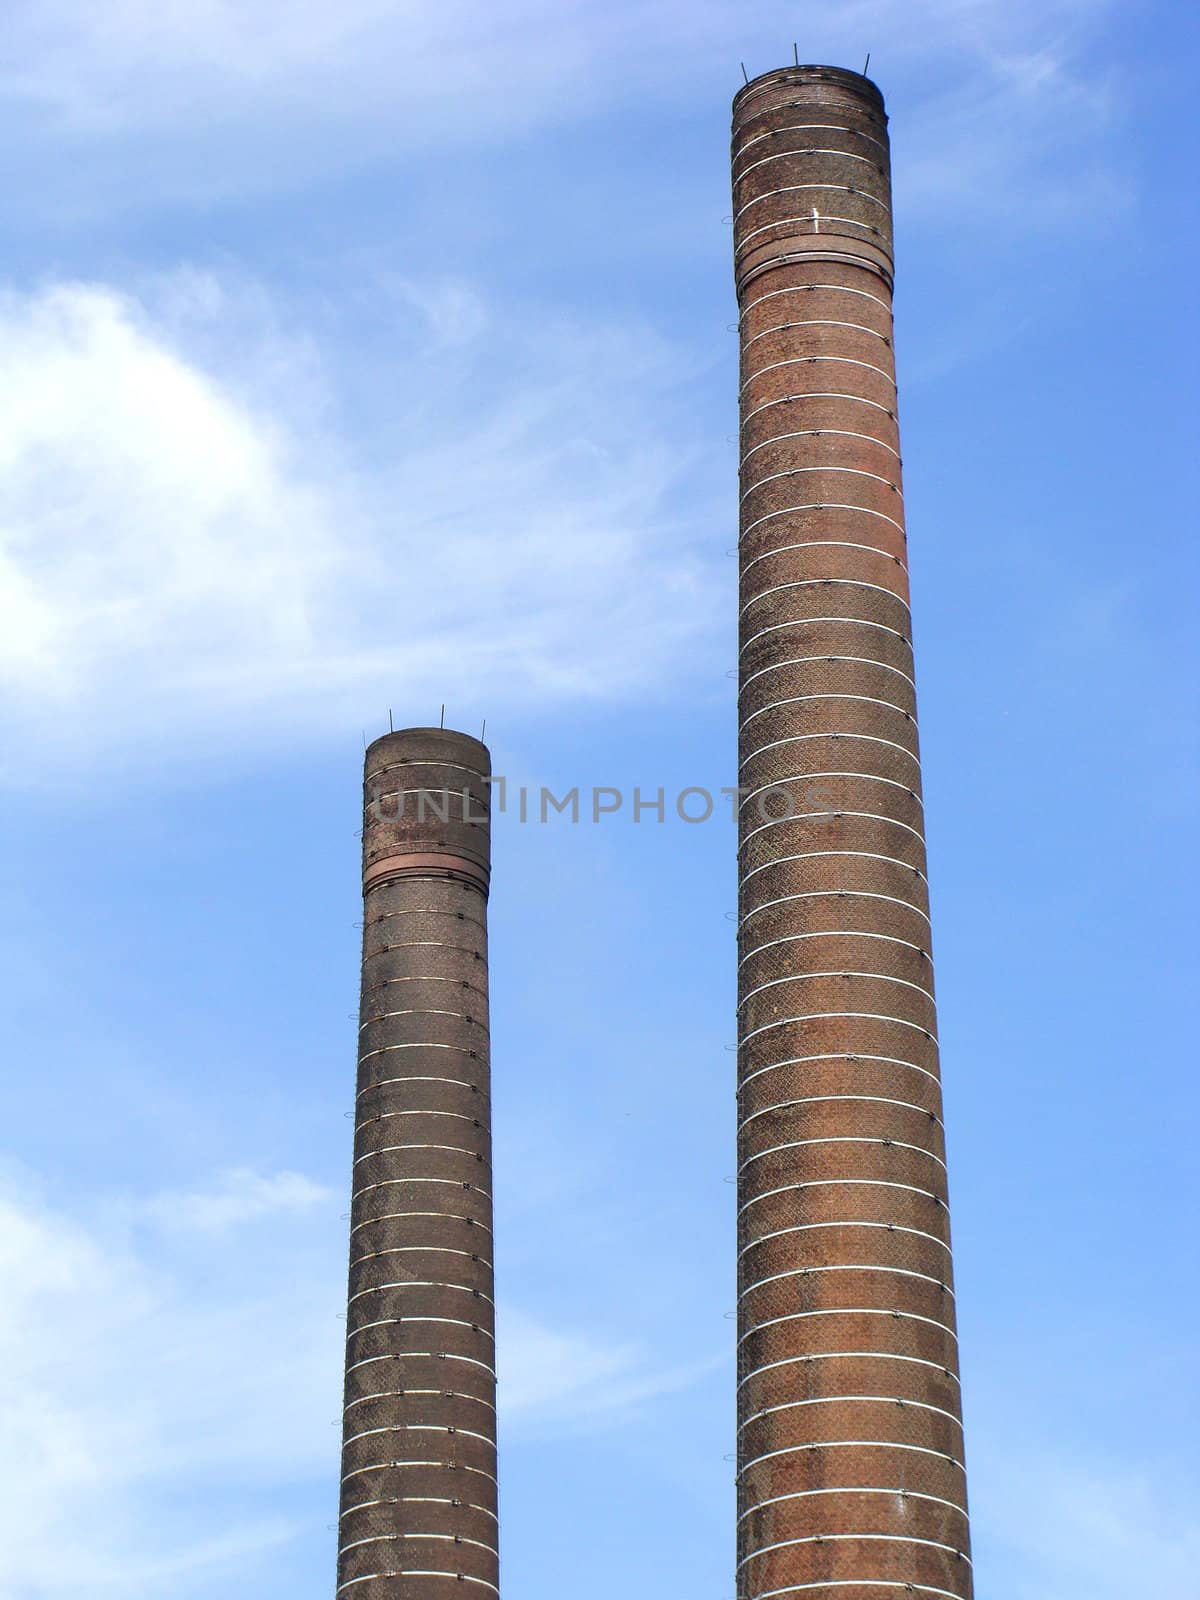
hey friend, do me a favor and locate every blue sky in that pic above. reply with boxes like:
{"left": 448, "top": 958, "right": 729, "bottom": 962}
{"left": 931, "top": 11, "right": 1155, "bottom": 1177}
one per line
{"left": 0, "top": 1, "right": 1196, "bottom": 1596}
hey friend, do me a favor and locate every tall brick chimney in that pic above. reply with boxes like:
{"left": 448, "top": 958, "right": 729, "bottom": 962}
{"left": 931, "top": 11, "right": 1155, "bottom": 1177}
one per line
{"left": 732, "top": 66, "right": 973, "bottom": 1598}
{"left": 336, "top": 727, "right": 498, "bottom": 1600}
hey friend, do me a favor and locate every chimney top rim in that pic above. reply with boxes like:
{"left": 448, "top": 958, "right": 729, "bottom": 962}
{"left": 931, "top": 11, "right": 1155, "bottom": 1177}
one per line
{"left": 734, "top": 63, "right": 886, "bottom": 114}
{"left": 364, "top": 726, "right": 491, "bottom": 764}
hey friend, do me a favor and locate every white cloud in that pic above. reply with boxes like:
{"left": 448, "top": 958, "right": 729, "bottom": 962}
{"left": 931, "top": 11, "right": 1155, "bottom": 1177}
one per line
{"left": 1, "top": 0, "right": 1109, "bottom": 128}
{"left": 972, "top": 1446, "right": 1200, "bottom": 1599}
{"left": 0, "top": 1174, "right": 338, "bottom": 1596}
{"left": 0, "top": 280, "right": 338, "bottom": 707}
{"left": 499, "top": 1305, "right": 717, "bottom": 1431}
{"left": 141, "top": 1167, "right": 331, "bottom": 1233}
{"left": 0, "top": 1164, "right": 708, "bottom": 1595}
{"left": 893, "top": 31, "right": 1127, "bottom": 230}
{"left": 0, "top": 0, "right": 1124, "bottom": 228}
{"left": 0, "top": 272, "right": 720, "bottom": 781}
{"left": 0, "top": 7, "right": 1127, "bottom": 776}
{"left": 0, "top": 0, "right": 646, "bottom": 165}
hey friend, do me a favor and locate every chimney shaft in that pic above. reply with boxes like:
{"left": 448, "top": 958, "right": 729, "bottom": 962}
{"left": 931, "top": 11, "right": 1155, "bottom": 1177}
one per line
{"left": 732, "top": 67, "right": 973, "bottom": 1598}
{"left": 336, "top": 727, "right": 499, "bottom": 1600}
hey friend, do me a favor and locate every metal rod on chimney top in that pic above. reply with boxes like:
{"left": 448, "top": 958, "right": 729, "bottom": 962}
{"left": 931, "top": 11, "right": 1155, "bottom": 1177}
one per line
{"left": 336, "top": 726, "right": 498, "bottom": 1600}
{"left": 731, "top": 64, "right": 974, "bottom": 1600}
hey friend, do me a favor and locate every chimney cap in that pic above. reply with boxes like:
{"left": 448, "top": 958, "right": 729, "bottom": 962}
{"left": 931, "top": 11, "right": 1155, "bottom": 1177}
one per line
{"left": 733, "top": 62, "right": 886, "bottom": 115}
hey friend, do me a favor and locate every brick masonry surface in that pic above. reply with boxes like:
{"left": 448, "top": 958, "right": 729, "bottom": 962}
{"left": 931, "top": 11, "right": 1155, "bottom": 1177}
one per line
{"left": 733, "top": 65, "right": 973, "bottom": 1600}
{"left": 337, "top": 728, "right": 499, "bottom": 1600}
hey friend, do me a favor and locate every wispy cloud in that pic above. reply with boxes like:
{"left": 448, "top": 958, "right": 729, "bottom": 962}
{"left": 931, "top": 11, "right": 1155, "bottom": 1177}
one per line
{"left": 1, "top": 0, "right": 617, "bottom": 141}
{"left": 0, "top": 270, "right": 720, "bottom": 781}
{"left": 0, "top": 1163, "right": 708, "bottom": 1595}
{"left": 972, "top": 1444, "right": 1200, "bottom": 1598}
{"left": 894, "top": 29, "right": 1127, "bottom": 231}
{"left": 141, "top": 1167, "right": 331, "bottom": 1233}
{"left": 499, "top": 1305, "right": 719, "bottom": 1433}
{"left": 0, "top": 0, "right": 1125, "bottom": 229}
{"left": 0, "top": 1173, "right": 338, "bottom": 1596}
{"left": 0, "top": 4, "right": 1128, "bottom": 787}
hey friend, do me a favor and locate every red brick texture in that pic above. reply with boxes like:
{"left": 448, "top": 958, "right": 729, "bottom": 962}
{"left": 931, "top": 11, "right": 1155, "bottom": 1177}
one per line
{"left": 733, "top": 67, "right": 973, "bottom": 1600}
{"left": 337, "top": 729, "right": 499, "bottom": 1600}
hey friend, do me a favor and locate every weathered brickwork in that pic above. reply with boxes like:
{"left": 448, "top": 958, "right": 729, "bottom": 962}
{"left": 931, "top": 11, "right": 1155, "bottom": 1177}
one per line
{"left": 337, "top": 728, "right": 499, "bottom": 1600}
{"left": 733, "top": 66, "right": 973, "bottom": 1600}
